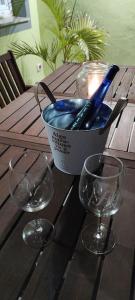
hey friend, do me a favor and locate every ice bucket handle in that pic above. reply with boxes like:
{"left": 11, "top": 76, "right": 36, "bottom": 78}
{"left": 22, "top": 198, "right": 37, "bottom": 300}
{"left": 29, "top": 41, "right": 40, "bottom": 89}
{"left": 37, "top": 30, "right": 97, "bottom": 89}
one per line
{"left": 34, "top": 81, "right": 56, "bottom": 113}
{"left": 99, "top": 97, "right": 128, "bottom": 134}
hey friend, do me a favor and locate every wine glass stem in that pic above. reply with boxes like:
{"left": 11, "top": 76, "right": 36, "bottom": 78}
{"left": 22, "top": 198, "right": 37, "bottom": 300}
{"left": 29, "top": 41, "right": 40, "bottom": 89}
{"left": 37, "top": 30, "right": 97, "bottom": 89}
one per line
{"left": 97, "top": 216, "right": 102, "bottom": 238}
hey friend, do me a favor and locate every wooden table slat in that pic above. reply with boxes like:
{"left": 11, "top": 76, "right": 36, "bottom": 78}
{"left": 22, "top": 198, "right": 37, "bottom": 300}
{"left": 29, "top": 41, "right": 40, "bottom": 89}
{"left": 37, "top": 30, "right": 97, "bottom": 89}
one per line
{"left": 66, "top": 81, "right": 78, "bottom": 97}
{"left": 104, "top": 148, "right": 135, "bottom": 161}
{"left": 105, "top": 116, "right": 118, "bottom": 148}
{"left": 0, "top": 95, "right": 47, "bottom": 131}
{"left": 115, "top": 69, "right": 135, "bottom": 101}
{"left": 127, "top": 72, "right": 135, "bottom": 101}
{"left": 58, "top": 162, "right": 135, "bottom": 300}
{"left": 38, "top": 128, "right": 48, "bottom": 138}
{"left": 0, "top": 167, "right": 74, "bottom": 300}
{"left": 58, "top": 214, "right": 101, "bottom": 300}
{"left": 27, "top": 63, "right": 73, "bottom": 93}
{"left": 0, "top": 143, "right": 9, "bottom": 155}
{"left": 45, "top": 64, "right": 81, "bottom": 94}
{"left": 22, "top": 178, "right": 85, "bottom": 300}
{"left": 128, "top": 121, "right": 135, "bottom": 153}
{"left": 109, "top": 106, "right": 135, "bottom": 151}
{"left": 25, "top": 117, "right": 44, "bottom": 136}
{"left": 0, "top": 130, "right": 51, "bottom": 152}
{"left": 0, "top": 147, "right": 39, "bottom": 207}
{"left": 105, "top": 67, "right": 127, "bottom": 101}
{"left": 96, "top": 245, "right": 134, "bottom": 300}
{"left": 10, "top": 96, "right": 49, "bottom": 135}
{"left": 53, "top": 64, "right": 82, "bottom": 95}
{"left": 0, "top": 92, "right": 35, "bottom": 124}
{"left": 112, "top": 166, "right": 135, "bottom": 249}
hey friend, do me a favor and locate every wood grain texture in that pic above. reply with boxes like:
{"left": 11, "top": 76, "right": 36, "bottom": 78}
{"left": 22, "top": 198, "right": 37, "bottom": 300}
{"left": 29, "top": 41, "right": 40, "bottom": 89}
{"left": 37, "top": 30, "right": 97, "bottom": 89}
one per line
{"left": 96, "top": 245, "right": 134, "bottom": 300}
{"left": 105, "top": 67, "right": 127, "bottom": 102}
{"left": 47, "top": 64, "right": 81, "bottom": 94}
{"left": 128, "top": 72, "right": 135, "bottom": 101}
{"left": 58, "top": 161, "right": 135, "bottom": 300}
{"left": 109, "top": 106, "right": 135, "bottom": 151}
{"left": 0, "top": 92, "right": 36, "bottom": 123}
{"left": 0, "top": 94, "right": 47, "bottom": 131}
{"left": 58, "top": 214, "right": 101, "bottom": 300}
{"left": 0, "top": 130, "right": 51, "bottom": 152}
{"left": 112, "top": 166, "right": 135, "bottom": 249}
{"left": 0, "top": 141, "right": 135, "bottom": 299}
{"left": 1, "top": 63, "right": 135, "bottom": 300}
{"left": 0, "top": 143, "right": 9, "bottom": 155}
{"left": 28, "top": 63, "right": 73, "bottom": 93}
{"left": 53, "top": 64, "right": 81, "bottom": 95}
{"left": 105, "top": 116, "right": 118, "bottom": 148}
{"left": 128, "top": 121, "right": 135, "bottom": 153}
{"left": 0, "top": 165, "right": 74, "bottom": 300}
{"left": 115, "top": 68, "right": 135, "bottom": 101}
{"left": 104, "top": 148, "right": 135, "bottom": 161}
{"left": 22, "top": 178, "right": 85, "bottom": 300}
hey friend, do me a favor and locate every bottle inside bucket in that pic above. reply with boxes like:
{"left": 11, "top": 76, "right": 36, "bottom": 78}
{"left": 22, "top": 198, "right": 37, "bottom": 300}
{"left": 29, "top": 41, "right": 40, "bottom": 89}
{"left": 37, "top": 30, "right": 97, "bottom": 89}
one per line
{"left": 43, "top": 64, "right": 120, "bottom": 130}
{"left": 42, "top": 98, "right": 112, "bottom": 175}
{"left": 42, "top": 99, "right": 112, "bottom": 130}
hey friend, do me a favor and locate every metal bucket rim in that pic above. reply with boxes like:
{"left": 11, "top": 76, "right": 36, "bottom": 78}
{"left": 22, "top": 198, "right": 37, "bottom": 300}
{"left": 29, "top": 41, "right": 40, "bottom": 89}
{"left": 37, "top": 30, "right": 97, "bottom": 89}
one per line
{"left": 41, "top": 100, "right": 112, "bottom": 132}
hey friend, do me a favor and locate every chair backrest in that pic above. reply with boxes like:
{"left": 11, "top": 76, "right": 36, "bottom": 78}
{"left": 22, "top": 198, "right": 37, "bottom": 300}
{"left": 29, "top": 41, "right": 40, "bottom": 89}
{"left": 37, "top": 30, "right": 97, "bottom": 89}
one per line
{"left": 0, "top": 50, "right": 26, "bottom": 108}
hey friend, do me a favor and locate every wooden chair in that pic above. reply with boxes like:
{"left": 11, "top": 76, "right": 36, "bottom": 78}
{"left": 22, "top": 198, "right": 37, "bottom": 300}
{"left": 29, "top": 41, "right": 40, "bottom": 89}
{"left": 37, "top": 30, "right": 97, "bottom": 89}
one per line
{"left": 0, "top": 50, "right": 29, "bottom": 108}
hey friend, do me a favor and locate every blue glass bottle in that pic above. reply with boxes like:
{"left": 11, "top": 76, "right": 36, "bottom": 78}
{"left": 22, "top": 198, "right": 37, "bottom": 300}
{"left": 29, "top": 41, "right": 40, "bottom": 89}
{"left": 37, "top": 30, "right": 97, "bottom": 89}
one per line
{"left": 69, "top": 64, "right": 119, "bottom": 130}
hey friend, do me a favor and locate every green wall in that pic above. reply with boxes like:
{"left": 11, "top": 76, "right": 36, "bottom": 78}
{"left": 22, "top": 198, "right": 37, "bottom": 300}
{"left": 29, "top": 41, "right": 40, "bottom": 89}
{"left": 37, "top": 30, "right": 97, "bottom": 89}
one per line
{"left": 1, "top": 0, "right": 135, "bottom": 84}
{"left": 37, "top": 0, "right": 135, "bottom": 67}
{"left": 36, "top": 0, "right": 55, "bottom": 76}
{"left": 0, "top": 0, "right": 45, "bottom": 85}
{"left": 69, "top": 0, "right": 135, "bottom": 65}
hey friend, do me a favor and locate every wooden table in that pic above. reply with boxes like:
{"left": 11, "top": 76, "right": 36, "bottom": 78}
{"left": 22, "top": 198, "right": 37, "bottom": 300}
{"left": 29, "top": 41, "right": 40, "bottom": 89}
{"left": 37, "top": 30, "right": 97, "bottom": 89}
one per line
{"left": 1, "top": 63, "right": 135, "bottom": 160}
{"left": 1, "top": 63, "right": 135, "bottom": 299}
{"left": 0, "top": 142, "right": 135, "bottom": 300}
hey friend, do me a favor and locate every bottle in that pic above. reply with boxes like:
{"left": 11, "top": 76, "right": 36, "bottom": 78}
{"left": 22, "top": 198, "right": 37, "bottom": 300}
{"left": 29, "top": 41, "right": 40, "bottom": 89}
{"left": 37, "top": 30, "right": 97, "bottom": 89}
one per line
{"left": 68, "top": 64, "right": 119, "bottom": 130}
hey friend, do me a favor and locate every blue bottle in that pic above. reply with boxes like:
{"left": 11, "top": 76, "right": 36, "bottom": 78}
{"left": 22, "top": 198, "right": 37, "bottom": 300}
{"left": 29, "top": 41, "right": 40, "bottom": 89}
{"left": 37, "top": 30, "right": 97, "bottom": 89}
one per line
{"left": 69, "top": 64, "right": 119, "bottom": 130}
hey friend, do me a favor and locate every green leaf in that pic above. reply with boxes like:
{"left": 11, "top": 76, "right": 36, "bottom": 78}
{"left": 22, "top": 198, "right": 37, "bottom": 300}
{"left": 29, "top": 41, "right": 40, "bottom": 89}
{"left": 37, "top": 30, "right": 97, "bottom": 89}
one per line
{"left": 11, "top": 41, "right": 48, "bottom": 60}
{"left": 48, "top": 39, "right": 62, "bottom": 63}
{"left": 41, "top": 0, "right": 70, "bottom": 30}
{"left": 11, "top": 1, "right": 107, "bottom": 69}
{"left": 68, "top": 15, "right": 106, "bottom": 60}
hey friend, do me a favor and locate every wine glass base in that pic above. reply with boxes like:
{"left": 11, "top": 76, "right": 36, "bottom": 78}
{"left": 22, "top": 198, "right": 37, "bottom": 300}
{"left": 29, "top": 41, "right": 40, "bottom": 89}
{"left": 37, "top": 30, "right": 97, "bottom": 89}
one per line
{"left": 81, "top": 224, "right": 116, "bottom": 255}
{"left": 22, "top": 218, "right": 54, "bottom": 249}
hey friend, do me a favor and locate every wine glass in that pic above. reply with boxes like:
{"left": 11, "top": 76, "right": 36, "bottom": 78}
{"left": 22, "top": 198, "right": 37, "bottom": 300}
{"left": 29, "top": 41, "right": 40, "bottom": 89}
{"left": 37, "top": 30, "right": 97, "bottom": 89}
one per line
{"left": 79, "top": 153, "right": 123, "bottom": 255}
{"left": 9, "top": 149, "right": 54, "bottom": 249}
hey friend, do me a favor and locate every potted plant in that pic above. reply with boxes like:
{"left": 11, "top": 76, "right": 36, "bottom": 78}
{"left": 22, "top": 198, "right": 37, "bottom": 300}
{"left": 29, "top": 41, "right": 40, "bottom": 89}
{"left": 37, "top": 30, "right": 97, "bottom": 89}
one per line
{"left": 11, "top": 0, "right": 107, "bottom": 71}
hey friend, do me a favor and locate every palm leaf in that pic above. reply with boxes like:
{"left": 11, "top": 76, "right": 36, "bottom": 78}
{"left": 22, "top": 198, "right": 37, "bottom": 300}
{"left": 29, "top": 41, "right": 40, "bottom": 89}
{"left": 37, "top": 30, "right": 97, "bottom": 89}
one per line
{"left": 77, "top": 29, "right": 106, "bottom": 60}
{"left": 69, "top": 0, "right": 78, "bottom": 24}
{"left": 11, "top": 1, "right": 107, "bottom": 70}
{"left": 41, "top": 0, "right": 70, "bottom": 30}
{"left": 48, "top": 39, "right": 62, "bottom": 63}
{"left": 65, "top": 46, "right": 86, "bottom": 62}
{"left": 11, "top": 41, "right": 48, "bottom": 60}
{"left": 68, "top": 15, "right": 106, "bottom": 60}
{"left": 11, "top": 41, "right": 61, "bottom": 71}
{"left": 70, "top": 14, "right": 96, "bottom": 31}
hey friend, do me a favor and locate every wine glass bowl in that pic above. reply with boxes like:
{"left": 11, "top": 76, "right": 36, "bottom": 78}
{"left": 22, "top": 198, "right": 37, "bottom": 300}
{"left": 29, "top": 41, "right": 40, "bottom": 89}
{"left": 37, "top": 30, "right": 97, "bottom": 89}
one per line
{"left": 9, "top": 150, "right": 54, "bottom": 248}
{"left": 79, "top": 154, "right": 123, "bottom": 255}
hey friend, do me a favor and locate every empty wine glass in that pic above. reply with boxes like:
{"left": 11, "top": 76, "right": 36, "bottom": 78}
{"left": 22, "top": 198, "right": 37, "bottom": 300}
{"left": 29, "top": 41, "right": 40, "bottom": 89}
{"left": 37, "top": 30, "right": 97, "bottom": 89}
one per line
{"left": 79, "top": 153, "right": 123, "bottom": 255}
{"left": 9, "top": 150, "right": 54, "bottom": 249}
